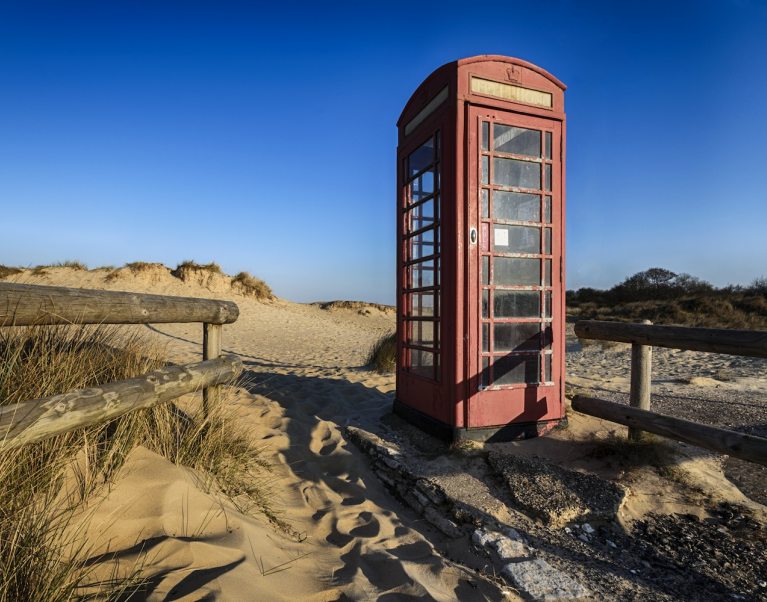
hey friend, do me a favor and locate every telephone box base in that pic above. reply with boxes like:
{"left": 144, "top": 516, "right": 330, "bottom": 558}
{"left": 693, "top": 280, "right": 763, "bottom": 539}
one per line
{"left": 393, "top": 399, "right": 565, "bottom": 443}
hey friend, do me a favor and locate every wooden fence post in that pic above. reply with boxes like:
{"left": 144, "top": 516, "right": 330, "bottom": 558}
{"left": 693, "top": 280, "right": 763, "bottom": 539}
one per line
{"left": 629, "top": 319, "right": 653, "bottom": 442}
{"left": 203, "top": 323, "right": 222, "bottom": 416}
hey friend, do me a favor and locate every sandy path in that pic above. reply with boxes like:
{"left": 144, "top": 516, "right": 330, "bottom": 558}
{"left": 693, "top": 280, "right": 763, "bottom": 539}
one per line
{"left": 9, "top": 269, "right": 505, "bottom": 600}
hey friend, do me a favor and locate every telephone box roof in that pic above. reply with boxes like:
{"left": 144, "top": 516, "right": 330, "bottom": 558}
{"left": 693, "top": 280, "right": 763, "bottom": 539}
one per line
{"left": 397, "top": 55, "right": 566, "bottom": 127}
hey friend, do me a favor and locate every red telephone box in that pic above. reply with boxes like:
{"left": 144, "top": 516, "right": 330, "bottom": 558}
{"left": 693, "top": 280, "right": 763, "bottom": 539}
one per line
{"left": 394, "top": 55, "right": 566, "bottom": 442}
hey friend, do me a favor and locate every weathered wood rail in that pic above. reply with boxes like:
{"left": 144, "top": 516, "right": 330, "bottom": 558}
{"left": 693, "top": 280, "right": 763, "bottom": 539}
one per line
{"left": 573, "top": 320, "right": 767, "bottom": 466}
{"left": 0, "top": 282, "right": 239, "bottom": 326}
{"left": 0, "top": 283, "right": 241, "bottom": 448}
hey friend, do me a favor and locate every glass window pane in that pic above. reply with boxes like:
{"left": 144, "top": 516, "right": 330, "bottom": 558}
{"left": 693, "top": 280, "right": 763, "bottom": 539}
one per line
{"left": 544, "top": 353, "right": 552, "bottom": 382}
{"left": 410, "top": 259, "right": 435, "bottom": 288}
{"left": 494, "top": 290, "right": 540, "bottom": 317}
{"left": 410, "top": 349, "right": 435, "bottom": 378}
{"left": 407, "top": 198, "right": 435, "bottom": 231}
{"left": 543, "top": 324, "right": 553, "bottom": 350}
{"left": 482, "top": 289, "right": 489, "bottom": 318}
{"left": 545, "top": 132, "right": 552, "bottom": 160}
{"left": 495, "top": 257, "right": 540, "bottom": 286}
{"left": 544, "top": 195, "right": 552, "bottom": 223}
{"left": 493, "top": 225, "right": 540, "bottom": 254}
{"left": 481, "top": 155, "right": 489, "bottom": 185}
{"left": 545, "top": 259, "right": 552, "bottom": 286}
{"left": 410, "top": 293, "right": 435, "bottom": 317}
{"left": 481, "top": 356, "right": 490, "bottom": 388}
{"left": 481, "top": 222, "right": 489, "bottom": 252}
{"left": 494, "top": 354, "right": 540, "bottom": 385}
{"left": 481, "top": 256, "right": 489, "bottom": 285}
{"left": 410, "top": 170, "right": 435, "bottom": 203}
{"left": 409, "top": 227, "right": 435, "bottom": 260}
{"left": 481, "top": 189, "right": 489, "bottom": 218}
{"left": 409, "top": 138, "right": 434, "bottom": 178}
{"left": 494, "top": 323, "right": 541, "bottom": 352}
{"left": 493, "top": 125, "right": 541, "bottom": 157}
{"left": 493, "top": 157, "right": 540, "bottom": 189}
{"left": 544, "top": 228, "right": 552, "bottom": 254}
{"left": 409, "top": 320, "right": 436, "bottom": 346}
{"left": 545, "top": 164, "right": 552, "bottom": 191}
{"left": 482, "top": 121, "right": 489, "bottom": 151}
{"left": 482, "top": 323, "right": 489, "bottom": 352}
{"left": 545, "top": 291, "right": 552, "bottom": 318}
{"left": 493, "top": 191, "right": 540, "bottom": 222}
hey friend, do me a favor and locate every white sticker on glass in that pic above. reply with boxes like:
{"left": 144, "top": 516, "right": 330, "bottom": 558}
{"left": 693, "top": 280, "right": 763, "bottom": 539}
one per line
{"left": 494, "top": 227, "right": 508, "bottom": 247}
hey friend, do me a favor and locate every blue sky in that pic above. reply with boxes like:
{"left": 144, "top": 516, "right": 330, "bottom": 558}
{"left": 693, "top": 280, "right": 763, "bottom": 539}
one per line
{"left": 1, "top": 1, "right": 766, "bottom": 303}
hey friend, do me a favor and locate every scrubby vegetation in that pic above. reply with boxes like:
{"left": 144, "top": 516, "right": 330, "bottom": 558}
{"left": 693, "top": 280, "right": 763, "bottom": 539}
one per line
{"left": 366, "top": 332, "right": 396, "bottom": 373}
{"left": 0, "top": 265, "right": 22, "bottom": 279}
{"left": 232, "top": 271, "right": 273, "bottom": 299}
{"left": 316, "top": 300, "right": 396, "bottom": 315}
{"left": 172, "top": 260, "right": 224, "bottom": 278}
{"left": 568, "top": 268, "right": 767, "bottom": 329}
{"left": 0, "top": 324, "right": 279, "bottom": 599}
{"left": 56, "top": 260, "right": 88, "bottom": 271}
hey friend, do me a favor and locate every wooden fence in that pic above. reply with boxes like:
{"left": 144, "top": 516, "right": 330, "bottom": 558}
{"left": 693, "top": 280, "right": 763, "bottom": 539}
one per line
{"left": 0, "top": 283, "right": 242, "bottom": 450}
{"left": 573, "top": 320, "right": 767, "bottom": 467}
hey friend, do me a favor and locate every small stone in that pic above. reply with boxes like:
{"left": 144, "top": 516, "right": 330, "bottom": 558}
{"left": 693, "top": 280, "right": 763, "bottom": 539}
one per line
{"left": 578, "top": 534, "right": 590, "bottom": 543}
{"left": 564, "top": 527, "right": 572, "bottom": 534}
{"left": 412, "top": 489, "right": 431, "bottom": 508}
{"left": 501, "top": 558, "right": 590, "bottom": 600}
{"left": 382, "top": 456, "right": 400, "bottom": 470}
{"left": 607, "top": 540, "right": 617, "bottom": 548}
{"left": 493, "top": 537, "right": 531, "bottom": 560}
{"left": 375, "top": 470, "right": 394, "bottom": 486}
{"left": 472, "top": 529, "right": 491, "bottom": 547}
{"left": 416, "top": 479, "right": 446, "bottom": 505}
{"left": 502, "top": 527, "right": 527, "bottom": 543}
{"left": 403, "top": 492, "right": 423, "bottom": 513}
{"left": 424, "top": 506, "right": 462, "bottom": 538}
{"left": 581, "top": 523, "right": 595, "bottom": 535}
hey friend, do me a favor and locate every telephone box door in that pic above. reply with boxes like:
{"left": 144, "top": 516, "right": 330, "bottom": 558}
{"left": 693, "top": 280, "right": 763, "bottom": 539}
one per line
{"left": 466, "top": 106, "right": 564, "bottom": 428}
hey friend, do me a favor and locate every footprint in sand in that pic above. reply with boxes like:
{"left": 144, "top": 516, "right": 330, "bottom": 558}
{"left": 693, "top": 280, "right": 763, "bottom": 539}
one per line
{"left": 337, "top": 511, "right": 380, "bottom": 539}
{"left": 309, "top": 421, "right": 340, "bottom": 456}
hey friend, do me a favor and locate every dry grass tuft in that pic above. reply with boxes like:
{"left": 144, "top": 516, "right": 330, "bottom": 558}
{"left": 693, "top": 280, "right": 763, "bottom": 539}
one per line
{"left": 366, "top": 332, "right": 396, "bottom": 373}
{"left": 316, "top": 300, "right": 395, "bottom": 315}
{"left": 172, "top": 260, "right": 223, "bottom": 279}
{"left": 124, "top": 261, "right": 163, "bottom": 273}
{"left": 57, "top": 260, "right": 88, "bottom": 270}
{"left": 232, "top": 271, "right": 273, "bottom": 299}
{"left": 0, "top": 324, "right": 282, "bottom": 597}
{"left": 104, "top": 261, "right": 166, "bottom": 281}
{"left": 0, "top": 265, "right": 22, "bottom": 279}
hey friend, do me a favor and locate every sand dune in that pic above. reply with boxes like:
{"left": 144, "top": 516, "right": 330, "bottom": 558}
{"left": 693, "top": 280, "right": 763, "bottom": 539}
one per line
{"left": 7, "top": 267, "right": 505, "bottom": 600}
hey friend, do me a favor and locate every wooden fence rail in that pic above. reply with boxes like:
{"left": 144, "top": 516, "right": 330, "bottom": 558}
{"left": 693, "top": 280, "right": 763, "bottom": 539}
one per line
{"left": 572, "top": 395, "right": 767, "bottom": 467}
{"left": 574, "top": 319, "right": 767, "bottom": 358}
{"left": 0, "top": 283, "right": 242, "bottom": 448}
{"left": 0, "top": 283, "right": 239, "bottom": 326}
{"left": 0, "top": 355, "right": 242, "bottom": 450}
{"left": 573, "top": 319, "right": 767, "bottom": 464}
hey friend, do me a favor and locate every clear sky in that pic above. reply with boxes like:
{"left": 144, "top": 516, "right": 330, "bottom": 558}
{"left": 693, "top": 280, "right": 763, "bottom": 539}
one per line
{"left": 1, "top": 1, "right": 766, "bottom": 303}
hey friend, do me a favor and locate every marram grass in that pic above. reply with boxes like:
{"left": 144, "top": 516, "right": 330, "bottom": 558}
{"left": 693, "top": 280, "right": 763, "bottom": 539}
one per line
{"left": 0, "top": 324, "right": 282, "bottom": 600}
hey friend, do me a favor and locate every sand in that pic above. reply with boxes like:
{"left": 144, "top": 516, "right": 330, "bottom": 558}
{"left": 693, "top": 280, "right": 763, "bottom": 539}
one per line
{"left": 7, "top": 267, "right": 506, "bottom": 601}
{"left": 4, "top": 266, "right": 766, "bottom": 600}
